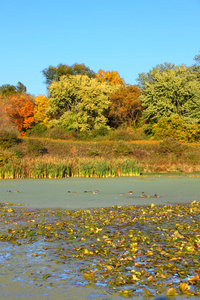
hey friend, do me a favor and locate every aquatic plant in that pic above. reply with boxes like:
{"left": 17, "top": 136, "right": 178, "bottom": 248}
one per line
{"left": 0, "top": 201, "right": 200, "bottom": 298}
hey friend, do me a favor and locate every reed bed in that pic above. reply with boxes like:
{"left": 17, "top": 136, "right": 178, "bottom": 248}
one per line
{"left": 0, "top": 157, "right": 141, "bottom": 179}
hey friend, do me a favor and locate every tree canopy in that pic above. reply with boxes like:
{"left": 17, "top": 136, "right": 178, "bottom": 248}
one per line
{"left": 34, "top": 95, "right": 49, "bottom": 125}
{"left": 108, "top": 85, "right": 142, "bottom": 127}
{"left": 96, "top": 70, "right": 125, "bottom": 85}
{"left": 5, "top": 94, "right": 35, "bottom": 135}
{"left": 42, "top": 63, "right": 95, "bottom": 85}
{"left": 137, "top": 64, "right": 200, "bottom": 124}
{"left": 0, "top": 82, "right": 26, "bottom": 97}
{"left": 47, "top": 75, "right": 119, "bottom": 132}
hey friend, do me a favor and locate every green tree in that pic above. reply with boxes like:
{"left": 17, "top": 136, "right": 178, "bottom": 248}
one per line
{"left": 42, "top": 63, "right": 95, "bottom": 85}
{"left": 47, "top": 75, "right": 119, "bottom": 132}
{"left": 16, "top": 82, "right": 27, "bottom": 93}
{"left": 0, "top": 82, "right": 27, "bottom": 96}
{"left": 137, "top": 63, "right": 200, "bottom": 124}
{"left": 0, "top": 84, "right": 16, "bottom": 96}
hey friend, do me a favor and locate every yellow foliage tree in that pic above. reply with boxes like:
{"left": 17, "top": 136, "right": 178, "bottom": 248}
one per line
{"left": 96, "top": 70, "right": 125, "bottom": 85}
{"left": 34, "top": 95, "right": 49, "bottom": 125}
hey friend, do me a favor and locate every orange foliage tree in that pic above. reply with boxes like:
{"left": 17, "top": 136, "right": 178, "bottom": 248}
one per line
{"left": 6, "top": 94, "right": 35, "bottom": 135}
{"left": 108, "top": 85, "right": 142, "bottom": 127}
{"left": 96, "top": 70, "right": 125, "bottom": 85}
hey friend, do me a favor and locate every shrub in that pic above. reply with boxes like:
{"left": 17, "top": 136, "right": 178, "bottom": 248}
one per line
{"left": 158, "top": 137, "right": 185, "bottom": 156}
{"left": 108, "top": 128, "right": 131, "bottom": 141}
{"left": 113, "top": 141, "right": 133, "bottom": 156}
{"left": 26, "top": 123, "right": 47, "bottom": 137}
{"left": 46, "top": 127, "right": 72, "bottom": 140}
{"left": 185, "top": 124, "right": 200, "bottom": 142}
{"left": 27, "top": 139, "right": 45, "bottom": 156}
{"left": 13, "top": 149, "right": 23, "bottom": 158}
{"left": 0, "top": 152, "right": 12, "bottom": 165}
{"left": 87, "top": 149, "right": 100, "bottom": 157}
{"left": 0, "top": 129, "right": 20, "bottom": 149}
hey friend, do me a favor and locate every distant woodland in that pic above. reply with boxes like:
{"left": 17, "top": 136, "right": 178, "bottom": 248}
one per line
{"left": 1, "top": 53, "right": 200, "bottom": 143}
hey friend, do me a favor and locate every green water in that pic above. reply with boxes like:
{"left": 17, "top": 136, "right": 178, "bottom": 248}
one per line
{"left": 0, "top": 175, "right": 199, "bottom": 209}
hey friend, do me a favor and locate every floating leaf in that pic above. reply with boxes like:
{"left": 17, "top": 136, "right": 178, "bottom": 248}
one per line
{"left": 142, "top": 287, "right": 154, "bottom": 297}
{"left": 180, "top": 282, "right": 190, "bottom": 293}
{"left": 167, "top": 287, "right": 177, "bottom": 296}
{"left": 188, "top": 274, "right": 199, "bottom": 285}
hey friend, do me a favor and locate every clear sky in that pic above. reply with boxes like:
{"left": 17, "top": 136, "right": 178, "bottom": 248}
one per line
{"left": 0, "top": 0, "right": 200, "bottom": 96}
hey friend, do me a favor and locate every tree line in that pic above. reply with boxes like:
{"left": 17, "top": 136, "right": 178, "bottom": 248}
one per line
{"left": 0, "top": 53, "right": 200, "bottom": 142}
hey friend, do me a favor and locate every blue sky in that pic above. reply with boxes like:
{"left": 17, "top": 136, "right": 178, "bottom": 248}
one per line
{"left": 0, "top": 0, "right": 200, "bottom": 96}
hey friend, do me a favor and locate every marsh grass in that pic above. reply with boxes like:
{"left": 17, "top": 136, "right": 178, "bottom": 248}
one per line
{"left": 0, "top": 157, "right": 141, "bottom": 179}
{"left": 0, "top": 137, "right": 199, "bottom": 178}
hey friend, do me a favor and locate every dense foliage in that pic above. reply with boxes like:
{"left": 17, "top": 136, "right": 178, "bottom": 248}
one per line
{"left": 1, "top": 52, "right": 200, "bottom": 141}
{"left": 47, "top": 75, "right": 119, "bottom": 132}
{"left": 137, "top": 63, "right": 200, "bottom": 125}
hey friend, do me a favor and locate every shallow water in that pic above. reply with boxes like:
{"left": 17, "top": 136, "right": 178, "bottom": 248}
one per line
{"left": 0, "top": 175, "right": 200, "bottom": 209}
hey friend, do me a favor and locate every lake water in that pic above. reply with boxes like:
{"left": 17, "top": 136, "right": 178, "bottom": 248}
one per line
{"left": 0, "top": 175, "right": 200, "bottom": 299}
{"left": 0, "top": 175, "right": 199, "bottom": 209}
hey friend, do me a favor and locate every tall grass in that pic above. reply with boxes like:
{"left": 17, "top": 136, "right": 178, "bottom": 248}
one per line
{"left": 0, "top": 157, "right": 141, "bottom": 179}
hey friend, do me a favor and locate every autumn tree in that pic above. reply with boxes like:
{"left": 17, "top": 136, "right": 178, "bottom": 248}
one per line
{"left": 0, "top": 95, "right": 14, "bottom": 130}
{"left": 42, "top": 63, "right": 95, "bottom": 85}
{"left": 108, "top": 85, "right": 142, "bottom": 127}
{"left": 96, "top": 70, "right": 125, "bottom": 85}
{"left": 47, "top": 75, "right": 119, "bottom": 132}
{"left": 34, "top": 95, "right": 49, "bottom": 125}
{"left": 6, "top": 94, "right": 35, "bottom": 135}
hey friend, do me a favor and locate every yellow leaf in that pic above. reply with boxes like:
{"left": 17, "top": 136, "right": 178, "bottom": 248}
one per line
{"left": 142, "top": 287, "right": 154, "bottom": 296}
{"left": 131, "top": 274, "right": 140, "bottom": 281}
{"left": 106, "top": 265, "right": 113, "bottom": 271}
{"left": 167, "top": 287, "right": 177, "bottom": 296}
{"left": 180, "top": 282, "right": 190, "bottom": 293}
{"left": 83, "top": 248, "right": 89, "bottom": 255}
{"left": 188, "top": 274, "right": 199, "bottom": 285}
{"left": 147, "top": 275, "right": 153, "bottom": 282}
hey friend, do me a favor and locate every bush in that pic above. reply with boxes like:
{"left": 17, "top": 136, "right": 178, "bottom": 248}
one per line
{"left": 113, "top": 141, "right": 133, "bottom": 156}
{"left": 108, "top": 127, "right": 147, "bottom": 141}
{"left": 46, "top": 128, "right": 73, "bottom": 140}
{"left": 0, "top": 152, "right": 12, "bottom": 165}
{"left": 108, "top": 128, "right": 131, "bottom": 141}
{"left": 27, "top": 139, "right": 45, "bottom": 156}
{"left": 158, "top": 137, "right": 185, "bottom": 156}
{"left": 0, "top": 129, "right": 20, "bottom": 149}
{"left": 185, "top": 124, "right": 200, "bottom": 142}
{"left": 12, "top": 149, "right": 23, "bottom": 158}
{"left": 87, "top": 149, "right": 100, "bottom": 157}
{"left": 26, "top": 123, "right": 47, "bottom": 137}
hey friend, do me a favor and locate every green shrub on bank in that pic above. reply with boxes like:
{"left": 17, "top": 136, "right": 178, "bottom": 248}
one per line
{"left": 27, "top": 139, "right": 45, "bottom": 156}
{"left": 114, "top": 141, "right": 133, "bottom": 156}
{"left": 152, "top": 116, "right": 200, "bottom": 142}
{"left": 45, "top": 127, "right": 73, "bottom": 140}
{"left": 0, "top": 129, "right": 20, "bottom": 149}
{"left": 158, "top": 137, "right": 185, "bottom": 156}
{"left": 26, "top": 123, "right": 47, "bottom": 137}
